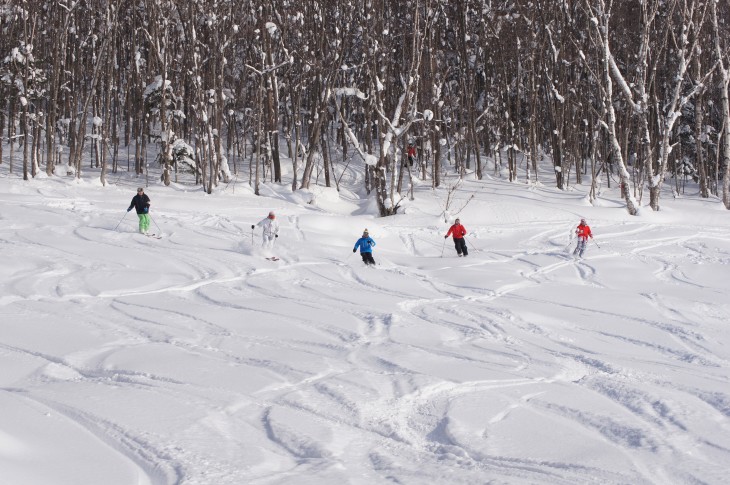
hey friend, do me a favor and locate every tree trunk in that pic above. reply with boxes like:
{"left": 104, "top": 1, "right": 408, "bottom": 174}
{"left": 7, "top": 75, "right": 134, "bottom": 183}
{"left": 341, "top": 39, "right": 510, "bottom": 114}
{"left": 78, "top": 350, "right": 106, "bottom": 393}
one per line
{"left": 710, "top": 0, "right": 730, "bottom": 209}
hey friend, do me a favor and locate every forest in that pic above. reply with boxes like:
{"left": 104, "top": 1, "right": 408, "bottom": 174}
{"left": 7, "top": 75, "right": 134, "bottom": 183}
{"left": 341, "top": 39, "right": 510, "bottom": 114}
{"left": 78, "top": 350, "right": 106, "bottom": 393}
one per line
{"left": 1, "top": 0, "right": 729, "bottom": 216}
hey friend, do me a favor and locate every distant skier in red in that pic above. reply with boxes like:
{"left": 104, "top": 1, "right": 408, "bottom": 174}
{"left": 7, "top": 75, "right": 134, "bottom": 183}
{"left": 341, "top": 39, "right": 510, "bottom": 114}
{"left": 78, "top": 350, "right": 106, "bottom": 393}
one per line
{"left": 407, "top": 143, "right": 416, "bottom": 166}
{"left": 573, "top": 218, "right": 593, "bottom": 258}
{"left": 445, "top": 218, "right": 468, "bottom": 257}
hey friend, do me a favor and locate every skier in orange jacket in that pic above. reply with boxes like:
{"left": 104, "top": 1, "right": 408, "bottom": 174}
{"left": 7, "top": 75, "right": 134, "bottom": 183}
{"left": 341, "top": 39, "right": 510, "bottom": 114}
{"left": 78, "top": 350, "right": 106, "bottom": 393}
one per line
{"left": 445, "top": 218, "right": 468, "bottom": 257}
{"left": 407, "top": 143, "right": 416, "bottom": 166}
{"left": 573, "top": 218, "right": 593, "bottom": 258}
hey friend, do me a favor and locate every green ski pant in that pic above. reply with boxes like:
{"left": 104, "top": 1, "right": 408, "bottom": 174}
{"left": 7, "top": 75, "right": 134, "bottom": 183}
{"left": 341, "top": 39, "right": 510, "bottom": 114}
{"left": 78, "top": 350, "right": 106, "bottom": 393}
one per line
{"left": 138, "top": 214, "right": 150, "bottom": 233}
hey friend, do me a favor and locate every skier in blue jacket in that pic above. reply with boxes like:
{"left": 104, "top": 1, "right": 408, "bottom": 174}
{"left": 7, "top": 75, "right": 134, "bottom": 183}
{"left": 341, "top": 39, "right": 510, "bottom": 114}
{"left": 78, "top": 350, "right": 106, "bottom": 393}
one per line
{"left": 353, "top": 229, "right": 376, "bottom": 265}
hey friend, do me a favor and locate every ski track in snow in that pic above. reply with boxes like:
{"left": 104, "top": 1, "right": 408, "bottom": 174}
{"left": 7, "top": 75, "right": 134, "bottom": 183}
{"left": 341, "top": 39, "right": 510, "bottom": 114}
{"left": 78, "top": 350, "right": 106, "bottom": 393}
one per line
{"left": 2, "top": 175, "right": 730, "bottom": 484}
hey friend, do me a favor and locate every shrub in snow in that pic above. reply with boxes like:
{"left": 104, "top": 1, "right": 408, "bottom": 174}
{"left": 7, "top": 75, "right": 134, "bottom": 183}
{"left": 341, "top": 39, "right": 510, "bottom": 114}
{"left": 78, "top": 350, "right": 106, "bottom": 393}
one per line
{"left": 143, "top": 75, "right": 180, "bottom": 116}
{"left": 171, "top": 139, "right": 197, "bottom": 174}
{"left": 364, "top": 154, "right": 378, "bottom": 166}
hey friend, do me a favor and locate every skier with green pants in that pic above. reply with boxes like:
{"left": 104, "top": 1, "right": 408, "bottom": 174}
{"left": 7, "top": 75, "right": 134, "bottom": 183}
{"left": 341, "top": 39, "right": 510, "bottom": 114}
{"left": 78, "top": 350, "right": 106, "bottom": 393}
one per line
{"left": 128, "top": 187, "right": 151, "bottom": 234}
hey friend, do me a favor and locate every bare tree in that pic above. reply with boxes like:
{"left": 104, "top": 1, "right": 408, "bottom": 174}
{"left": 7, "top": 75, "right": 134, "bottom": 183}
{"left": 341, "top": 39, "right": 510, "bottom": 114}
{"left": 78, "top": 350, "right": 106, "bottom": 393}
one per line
{"left": 709, "top": 0, "right": 730, "bottom": 209}
{"left": 1, "top": 0, "right": 729, "bottom": 219}
{"left": 583, "top": 0, "right": 639, "bottom": 215}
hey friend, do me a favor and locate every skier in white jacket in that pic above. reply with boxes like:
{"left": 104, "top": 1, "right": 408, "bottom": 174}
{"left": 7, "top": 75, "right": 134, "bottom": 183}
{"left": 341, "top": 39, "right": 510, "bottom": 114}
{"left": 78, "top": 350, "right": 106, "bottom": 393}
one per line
{"left": 252, "top": 211, "right": 280, "bottom": 248}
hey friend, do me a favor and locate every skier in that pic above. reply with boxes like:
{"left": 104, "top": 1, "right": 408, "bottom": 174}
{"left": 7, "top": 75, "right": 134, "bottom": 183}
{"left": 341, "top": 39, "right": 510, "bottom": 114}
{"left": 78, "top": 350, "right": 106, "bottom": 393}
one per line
{"left": 444, "top": 218, "right": 468, "bottom": 257}
{"left": 127, "top": 187, "right": 151, "bottom": 234}
{"left": 573, "top": 218, "right": 593, "bottom": 258}
{"left": 252, "top": 211, "right": 280, "bottom": 248}
{"left": 353, "top": 229, "right": 376, "bottom": 266}
{"left": 407, "top": 142, "right": 416, "bottom": 166}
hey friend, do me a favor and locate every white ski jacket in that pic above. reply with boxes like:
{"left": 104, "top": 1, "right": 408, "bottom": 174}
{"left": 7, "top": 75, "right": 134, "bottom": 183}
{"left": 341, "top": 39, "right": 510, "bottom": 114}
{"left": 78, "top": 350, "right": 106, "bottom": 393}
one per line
{"left": 256, "top": 217, "right": 280, "bottom": 237}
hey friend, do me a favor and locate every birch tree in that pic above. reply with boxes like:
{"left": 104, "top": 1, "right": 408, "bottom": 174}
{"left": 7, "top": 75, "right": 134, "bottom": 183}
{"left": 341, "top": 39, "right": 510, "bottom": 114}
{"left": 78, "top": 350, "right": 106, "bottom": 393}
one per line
{"left": 710, "top": 0, "right": 730, "bottom": 209}
{"left": 649, "top": 0, "right": 708, "bottom": 210}
{"left": 584, "top": 0, "right": 639, "bottom": 215}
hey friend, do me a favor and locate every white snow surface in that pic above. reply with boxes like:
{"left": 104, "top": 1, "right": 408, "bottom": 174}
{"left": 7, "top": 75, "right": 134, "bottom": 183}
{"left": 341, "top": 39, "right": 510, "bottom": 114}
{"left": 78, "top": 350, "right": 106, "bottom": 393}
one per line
{"left": 2, "top": 166, "right": 730, "bottom": 485}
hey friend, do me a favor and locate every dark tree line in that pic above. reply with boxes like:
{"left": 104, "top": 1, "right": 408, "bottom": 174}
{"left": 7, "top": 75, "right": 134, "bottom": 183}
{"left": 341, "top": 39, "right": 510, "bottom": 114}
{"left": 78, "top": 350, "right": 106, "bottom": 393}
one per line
{"left": 1, "top": 0, "right": 729, "bottom": 215}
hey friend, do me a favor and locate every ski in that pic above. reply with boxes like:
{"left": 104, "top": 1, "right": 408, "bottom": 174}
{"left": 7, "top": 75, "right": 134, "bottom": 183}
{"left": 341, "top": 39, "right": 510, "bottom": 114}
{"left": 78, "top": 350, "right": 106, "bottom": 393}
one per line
{"left": 266, "top": 257, "right": 280, "bottom": 261}
{"left": 145, "top": 233, "right": 163, "bottom": 239}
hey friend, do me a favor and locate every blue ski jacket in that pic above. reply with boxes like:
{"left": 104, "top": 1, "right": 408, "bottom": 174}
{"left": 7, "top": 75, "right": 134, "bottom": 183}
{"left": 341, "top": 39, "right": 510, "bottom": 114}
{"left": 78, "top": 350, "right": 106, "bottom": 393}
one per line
{"left": 353, "top": 237, "right": 376, "bottom": 253}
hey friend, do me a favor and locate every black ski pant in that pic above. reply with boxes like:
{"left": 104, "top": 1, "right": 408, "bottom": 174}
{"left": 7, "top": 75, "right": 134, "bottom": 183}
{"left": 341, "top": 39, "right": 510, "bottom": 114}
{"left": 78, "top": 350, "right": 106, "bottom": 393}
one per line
{"left": 361, "top": 252, "right": 376, "bottom": 265}
{"left": 453, "top": 237, "right": 468, "bottom": 256}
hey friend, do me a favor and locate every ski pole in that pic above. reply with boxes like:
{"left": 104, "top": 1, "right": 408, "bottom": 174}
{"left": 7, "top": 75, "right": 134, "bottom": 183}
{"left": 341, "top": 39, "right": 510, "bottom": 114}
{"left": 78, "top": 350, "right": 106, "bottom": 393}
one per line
{"left": 114, "top": 211, "right": 129, "bottom": 231}
{"left": 251, "top": 225, "right": 254, "bottom": 245}
{"left": 465, "top": 235, "right": 480, "bottom": 252}
{"left": 441, "top": 237, "right": 447, "bottom": 257}
{"left": 593, "top": 239, "right": 600, "bottom": 249}
{"left": 150, "top": 215, "right": 163, "bottom": 235}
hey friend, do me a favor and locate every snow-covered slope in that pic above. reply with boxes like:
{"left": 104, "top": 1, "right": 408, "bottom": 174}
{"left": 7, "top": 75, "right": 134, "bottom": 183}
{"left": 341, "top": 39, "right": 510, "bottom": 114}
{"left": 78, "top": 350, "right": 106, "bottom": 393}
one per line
{"left": 2, "top": 168, "right": 729, "bottom": 485}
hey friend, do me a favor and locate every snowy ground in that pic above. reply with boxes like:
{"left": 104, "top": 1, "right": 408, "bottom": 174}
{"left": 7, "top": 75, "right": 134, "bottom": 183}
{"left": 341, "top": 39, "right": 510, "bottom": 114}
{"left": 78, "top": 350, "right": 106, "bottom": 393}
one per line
{"left": 1, "top": 161, "right": 730, "bottom": 485}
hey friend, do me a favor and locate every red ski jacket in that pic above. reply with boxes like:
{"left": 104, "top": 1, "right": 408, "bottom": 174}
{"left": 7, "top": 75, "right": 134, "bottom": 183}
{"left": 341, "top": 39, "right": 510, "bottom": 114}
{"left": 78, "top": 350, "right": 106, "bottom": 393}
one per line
{"left": 576, "top": 224, "right": 593, "bottom": 240}
{"left": 446, "top": 223, "right": 467, "bottom": 239}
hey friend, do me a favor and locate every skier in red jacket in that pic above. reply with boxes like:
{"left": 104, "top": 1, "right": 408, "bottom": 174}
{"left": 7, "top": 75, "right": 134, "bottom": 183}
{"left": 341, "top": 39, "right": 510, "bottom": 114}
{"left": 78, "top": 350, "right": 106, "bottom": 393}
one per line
{"left": 445, "top": 218, "right": 468, "bottom": 257}
{"left": 573, "top": 218, "right": 593, "bottom": 258}
{"left": 407, "top": 143, "right": 416, "bottom": 166}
